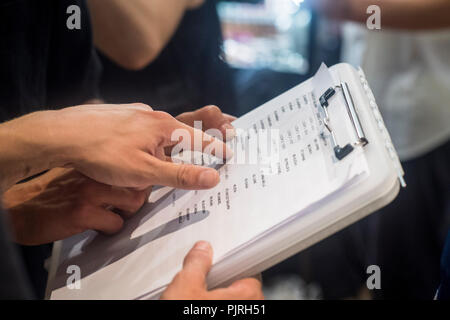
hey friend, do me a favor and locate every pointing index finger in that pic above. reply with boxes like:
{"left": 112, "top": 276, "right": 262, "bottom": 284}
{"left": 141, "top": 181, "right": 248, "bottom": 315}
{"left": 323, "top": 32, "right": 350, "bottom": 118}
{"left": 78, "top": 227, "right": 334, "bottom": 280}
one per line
{"left": 165, "top": 119, "right": 234, "bottom": 161}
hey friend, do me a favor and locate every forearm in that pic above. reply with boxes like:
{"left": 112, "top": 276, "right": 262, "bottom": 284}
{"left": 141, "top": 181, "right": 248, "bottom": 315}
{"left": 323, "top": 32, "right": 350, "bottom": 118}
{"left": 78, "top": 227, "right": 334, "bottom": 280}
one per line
{"left": 312, "top": 0, "right": 450, "bottom": 30}
{"left": 88, "top": 0, "right": 190, "bottom": 70}
{"left": 0, "top": 111, "right": 69, "bottom": 193}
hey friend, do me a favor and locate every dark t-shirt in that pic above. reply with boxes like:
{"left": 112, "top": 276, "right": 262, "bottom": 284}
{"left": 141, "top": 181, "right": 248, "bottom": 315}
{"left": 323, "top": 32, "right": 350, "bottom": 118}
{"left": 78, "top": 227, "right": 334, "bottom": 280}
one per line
{"left": 99, "top": 0, "right": 237, "bottom": 117}
{"left": 0, "top": 0, "right": 101, "bottom": 122}
{"left": 438, "top": 231, "right": 450, "bottom": 300}
{"left": 0, "top": 0, "right": 101, "bottom": 299}
{"left": 0, "top": 211, "right": 33, "bottom": 299}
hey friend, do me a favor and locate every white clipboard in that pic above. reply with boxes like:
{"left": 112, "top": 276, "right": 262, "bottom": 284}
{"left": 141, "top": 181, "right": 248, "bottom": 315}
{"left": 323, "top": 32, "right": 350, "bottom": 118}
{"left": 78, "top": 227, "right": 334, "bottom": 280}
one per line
{"left": 46, "top": 63, "right": 405, "bottom": 300}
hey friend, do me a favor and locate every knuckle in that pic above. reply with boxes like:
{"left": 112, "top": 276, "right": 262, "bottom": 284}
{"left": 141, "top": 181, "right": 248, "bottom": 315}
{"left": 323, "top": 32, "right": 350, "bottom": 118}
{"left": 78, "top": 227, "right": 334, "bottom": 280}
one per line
{"left": 133, "top": 102, "right": 152, "bottom": 110}
{"left": 202, "top": 105, "right": 221, "bottom": 117}
{"left": 152, "top": 110, "right": 173, "bottom": 121}
{"left": 134, "top": 108, "right": 154, "bottom": 119}
{"left": 176, "top": 165, "right": 191, "bottom": 188}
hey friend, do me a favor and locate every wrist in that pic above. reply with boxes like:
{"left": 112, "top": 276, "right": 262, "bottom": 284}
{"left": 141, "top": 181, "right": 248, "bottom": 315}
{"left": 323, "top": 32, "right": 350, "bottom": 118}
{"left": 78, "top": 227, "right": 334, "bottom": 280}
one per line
{"left": 23, "top": 110, "right": 72, "bottom": 169}
{"left": 0, "top": 110, "right": 78, "bottom": 192}
{"left": 39, "top": 109, "right": 80, "bottom": 169}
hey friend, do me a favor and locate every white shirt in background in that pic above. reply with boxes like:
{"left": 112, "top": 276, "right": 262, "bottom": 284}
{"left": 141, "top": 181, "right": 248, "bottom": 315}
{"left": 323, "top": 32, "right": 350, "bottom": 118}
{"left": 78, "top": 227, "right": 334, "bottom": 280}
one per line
{"left": 341, "top": 24, "right": 450, "bottom": 161}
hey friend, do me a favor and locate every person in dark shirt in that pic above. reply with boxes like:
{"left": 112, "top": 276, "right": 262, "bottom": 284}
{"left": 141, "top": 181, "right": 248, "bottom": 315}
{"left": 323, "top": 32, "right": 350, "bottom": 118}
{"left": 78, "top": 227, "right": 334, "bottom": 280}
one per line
{"left": 0, "top": 212, "right": 33, "bottom": 299}
{"left": 0, "top": 0, "right": 101, "bottom": 121}
{"left": 0, "top": 0, "right": 102, "bottom": 298}
{"left": 89, "top": 0, "right": 237, "bottom": 117}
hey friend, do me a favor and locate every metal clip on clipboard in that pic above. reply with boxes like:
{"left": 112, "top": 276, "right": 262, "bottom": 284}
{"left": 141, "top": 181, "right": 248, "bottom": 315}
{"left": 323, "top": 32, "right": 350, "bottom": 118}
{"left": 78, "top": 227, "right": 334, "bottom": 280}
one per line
{"left": 319, "top": 82, "right": 369, "bottom": 161}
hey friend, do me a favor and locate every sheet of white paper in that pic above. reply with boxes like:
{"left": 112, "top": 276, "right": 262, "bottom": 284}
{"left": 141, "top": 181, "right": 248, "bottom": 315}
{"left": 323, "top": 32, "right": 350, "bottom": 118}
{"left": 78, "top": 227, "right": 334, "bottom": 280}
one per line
{"left": 49, "top": 65, "right": 368, "bottom": 299}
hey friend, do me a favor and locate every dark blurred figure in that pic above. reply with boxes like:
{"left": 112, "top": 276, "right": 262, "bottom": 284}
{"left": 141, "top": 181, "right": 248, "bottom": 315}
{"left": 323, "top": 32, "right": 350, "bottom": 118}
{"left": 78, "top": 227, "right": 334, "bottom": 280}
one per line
{"left": 95, "top": 0, "right": 237, "bottom": 117}
{"left": 0, "top": 0, "right": 102, "bottom": 298}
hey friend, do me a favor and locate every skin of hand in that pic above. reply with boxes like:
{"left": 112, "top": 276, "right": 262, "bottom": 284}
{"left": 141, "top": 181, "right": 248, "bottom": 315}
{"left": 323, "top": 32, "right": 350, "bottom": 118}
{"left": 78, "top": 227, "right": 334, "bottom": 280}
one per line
{"left": 161, "top": 241, "right": 265, "bottom": 300}
{"left": 0, "top": 105, "right": 235, "bottom": 245}
{"left": 2, "top": 106, "right": 235, "bottom": 245}
{"left": 0, "top": 103, "right": 232, "bottom": 194}
{"left": 175, "top": 105, "right": 237, "bottom": 141}
{"left": 2, "top": 168, "right": 150, "bottom": 246}
{"left": 169, "top": 105, "right": 237, "bottom": 157}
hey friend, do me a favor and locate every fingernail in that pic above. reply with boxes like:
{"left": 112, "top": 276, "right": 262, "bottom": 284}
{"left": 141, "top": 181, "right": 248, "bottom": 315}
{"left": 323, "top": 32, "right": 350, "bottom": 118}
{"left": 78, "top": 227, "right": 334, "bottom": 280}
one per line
{"left": 221, "top": 123, "right": 236, "bottom": 140}
{"left": 194, "top": 241, "right": 212, "bottom": 252}
{"left": 198, "top": 169, "right": 219, "bottom": 188}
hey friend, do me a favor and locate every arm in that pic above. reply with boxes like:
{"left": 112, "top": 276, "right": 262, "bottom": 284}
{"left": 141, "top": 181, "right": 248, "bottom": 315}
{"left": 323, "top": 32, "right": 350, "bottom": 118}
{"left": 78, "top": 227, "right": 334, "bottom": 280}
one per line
{"left": 310, "top": 0, "right": 450, "bottom": 30}
{"left": 88, "top": 0, "right": 205, "bottom": 70}
{"left": 0, "top": 111, "right": 65, "bottom": 194}
{"left": 1, "top": 104, "right": 235, "bottom": 245}
{"left": 0, "top": 103, "right": 233, "bottom": 195}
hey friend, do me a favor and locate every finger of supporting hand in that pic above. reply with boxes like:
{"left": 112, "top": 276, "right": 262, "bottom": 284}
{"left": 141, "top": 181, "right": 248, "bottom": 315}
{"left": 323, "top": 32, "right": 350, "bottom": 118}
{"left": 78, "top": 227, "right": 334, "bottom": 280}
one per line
{"left": 81, "top": 206, "right": 124, "bottom": 235}
{"left": 99, "top": 186, "right": 149, "bottom": 216}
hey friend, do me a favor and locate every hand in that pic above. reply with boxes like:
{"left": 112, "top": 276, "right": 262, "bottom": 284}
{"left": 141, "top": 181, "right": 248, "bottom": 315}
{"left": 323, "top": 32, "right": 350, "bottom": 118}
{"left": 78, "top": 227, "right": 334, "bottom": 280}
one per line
{"left": 40, "top": 104, "right": 232, "bottom": 190}
{"left": 175, "top": 105, "right": 237, "bottom": 142}
{"left": 161, "top": 241, "right": 265, "bottom": 300}
{"left": 2, "top": 168, "right": 149, "bottom": 245}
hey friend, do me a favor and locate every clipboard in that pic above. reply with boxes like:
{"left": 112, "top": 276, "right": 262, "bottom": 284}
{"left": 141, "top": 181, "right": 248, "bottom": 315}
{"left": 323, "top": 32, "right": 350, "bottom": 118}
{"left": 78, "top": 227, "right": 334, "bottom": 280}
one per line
{"left": 200, "top": 63, "right": 406, "bottom": 294}
{"left": 46, "top": 63, "right": 405, "bottom": 299}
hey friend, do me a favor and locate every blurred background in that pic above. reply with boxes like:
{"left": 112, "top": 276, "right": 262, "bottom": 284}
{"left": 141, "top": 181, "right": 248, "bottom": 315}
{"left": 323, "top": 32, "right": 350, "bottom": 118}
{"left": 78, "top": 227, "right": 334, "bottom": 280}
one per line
{"left": 217, "top": 0, "right": 341, "bottom": 116}
{"left": 99, "top": 0, "right": 342, "bottom": 118}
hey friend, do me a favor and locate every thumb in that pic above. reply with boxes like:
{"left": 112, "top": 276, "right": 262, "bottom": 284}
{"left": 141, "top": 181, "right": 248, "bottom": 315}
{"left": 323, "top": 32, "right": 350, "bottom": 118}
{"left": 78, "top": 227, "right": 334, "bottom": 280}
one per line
{"left": 181, "top": 241, "right": 213, "bottom": 287}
